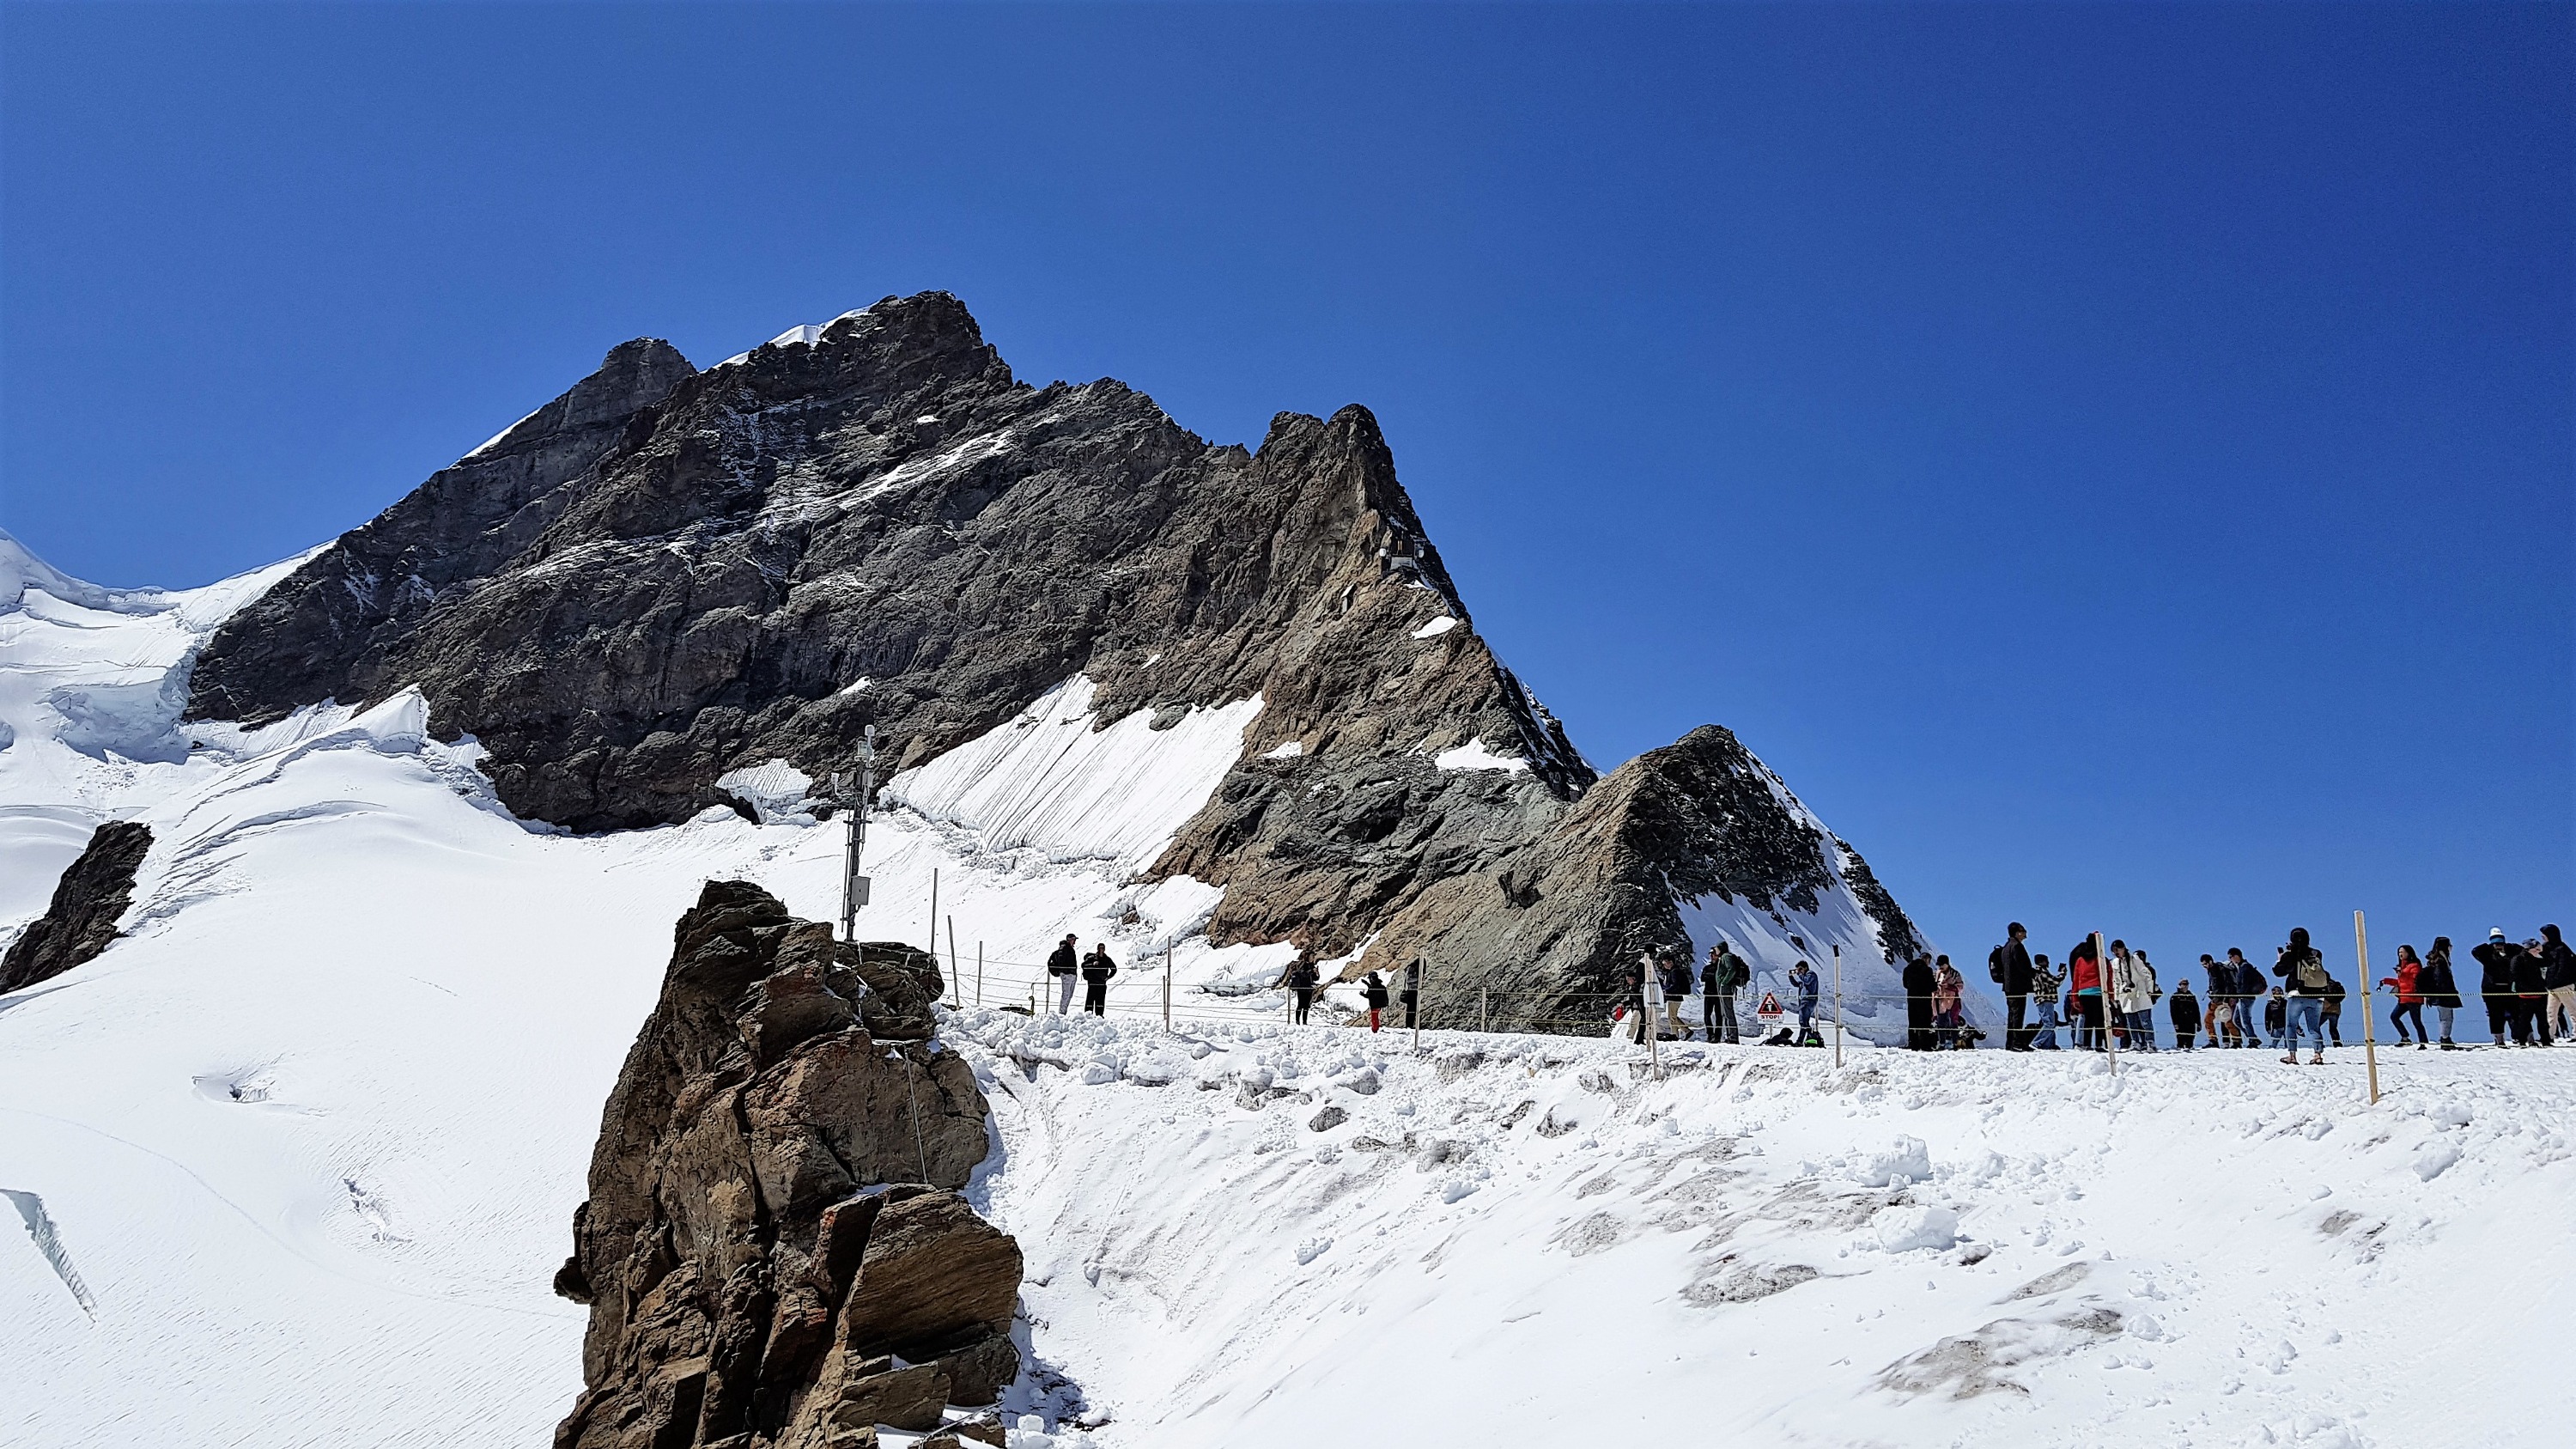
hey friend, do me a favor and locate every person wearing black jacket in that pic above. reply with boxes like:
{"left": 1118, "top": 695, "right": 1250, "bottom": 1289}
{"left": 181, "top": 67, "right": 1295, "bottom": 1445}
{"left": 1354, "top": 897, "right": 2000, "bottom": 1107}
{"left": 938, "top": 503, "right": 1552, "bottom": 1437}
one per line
{"left": 2421, "top": 937, "right": 2464, "bottom": 1049}
{"left": 2229, "top": 950, "right": 2266, "bottom": 1048}
{"left": 2473, "top": 928, "right": 2524, "bottom": 1045}
{"left": 1278, "top": 950, "right": 1320, "bottom": 1026}
{"left": 1401, "top": 959, "right": 1422, "bottom": 1030}
{"left": 2511, "top": 937, "right": 2553, "bottom": 1047}
{"left": 1903, "top": 955, "right": 1938, "bottom": 1050}
{"left": 1046, "top": 935, "right": 1080, "bottom": 1016}
{"left": 2169, "top": 980, "right": 2201, "bottom": 1050}
{"left": 1362, "top": 970, "right": 1390, "bottom": 1032}
{"left": 1080, "top": 944, "right": 1119, "bottom": 1016}
{"left": 2540, "top": 925, "right": 2576, "bottom": 1044}
{"left": 1995, "top": 924, "right": 2036, "bottom": 1050}
{"left": 2274, "top": 928, "right": 2330, "bottom": 1065}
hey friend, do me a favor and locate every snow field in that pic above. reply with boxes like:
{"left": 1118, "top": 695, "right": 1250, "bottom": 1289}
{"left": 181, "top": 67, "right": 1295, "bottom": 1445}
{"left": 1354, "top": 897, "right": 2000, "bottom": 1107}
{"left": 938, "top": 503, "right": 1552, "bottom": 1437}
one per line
{"left": 950, "top": 1010, "right": 2573, "bottom": 1449}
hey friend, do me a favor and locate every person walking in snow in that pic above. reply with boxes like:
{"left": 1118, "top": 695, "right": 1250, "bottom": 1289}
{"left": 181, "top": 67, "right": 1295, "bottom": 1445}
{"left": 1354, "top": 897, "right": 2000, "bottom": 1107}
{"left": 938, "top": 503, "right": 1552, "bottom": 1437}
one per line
{"left": 2263, "top": 988, "right": 2287, "bottom": 1050}
{"left": 2421, "top": 936, "right": 2464, "bottom": 1049}
{"left": 1932, "top": 955, "right": 1967, "bottom": 1049}
{"left": 2169, "top": 979, "right": 2200, "bottom": 1050}
{"left": 2274, "top": 928, "right": 2330, "bottom": 1064}
{"left": 2110, "top": 941, "right": 2158, "bottom": 1052}
{"left": 2029, "top": 955, "right": 2063, "bottom": 1050}
{"left": 2229, "top": 948, "right": 2266, "bottom": 1048}
{"left": 2381, "top": 944, "right": 2427, "bottom": 1049}
{"left": 2321, "top": 971, "right": 2348, "bottom": 1047}
{"left": 2474, "top": 928, "right": 2523, "bottom": 1046}
{"left": 1080, "top": 942, "right": 1118, "bottom": 1017}
{"left": 1362, "top": 970, "right": 1390, "bottom": 1032}
{"left": 2066, "top": 938, "right": 2106, "bottom": 1051}
{"left": 1994, "top": 923, "right": 2037, "bottom": 1051}
{"left": 1703, "top": 941, "right": 1749, "bottom": 1044}
{"left": 1278, "top": 949, "right": 1320, "bottom": 1026}
{"left": 2538, "top": 925, "right": 2576, "bottom": 1044}
{"left": 1047, "top": 935, "right": 1081, "bottom": 1016}
{"left": 1903, "top": 954, "right": 1938, "bottom": 1050}
{"left": 1789, "top": 959, "right": 1821, "bottom": 1046}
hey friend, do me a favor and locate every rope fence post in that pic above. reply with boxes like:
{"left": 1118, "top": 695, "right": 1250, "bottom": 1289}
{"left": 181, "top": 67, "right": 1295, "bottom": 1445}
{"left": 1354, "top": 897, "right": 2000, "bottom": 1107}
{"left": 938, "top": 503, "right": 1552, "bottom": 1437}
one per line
{"left": 1163, "top": 940, "right": 1173, "bottom": 1033}
{"left": 2096, "top": 931, "right": 2117, "bottom": 1078}
{"left": 975, "top": 940, "right": 983, "bottom": 1010}
{"left": 927, "top": 868, "right": 939, "bottom": 957}
{"left": 1831, "top": 945, "right": 1844, "bottom": 1068}
{"left": 2355, "top": 910, "right": 2380, "bottom": 1105}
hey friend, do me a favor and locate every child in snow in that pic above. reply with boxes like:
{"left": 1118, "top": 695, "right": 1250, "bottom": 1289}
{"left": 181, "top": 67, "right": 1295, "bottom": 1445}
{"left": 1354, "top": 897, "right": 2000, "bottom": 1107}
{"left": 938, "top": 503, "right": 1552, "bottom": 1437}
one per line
{"left": 2029, "top": 956, "right": 2062, "bottom": 1050}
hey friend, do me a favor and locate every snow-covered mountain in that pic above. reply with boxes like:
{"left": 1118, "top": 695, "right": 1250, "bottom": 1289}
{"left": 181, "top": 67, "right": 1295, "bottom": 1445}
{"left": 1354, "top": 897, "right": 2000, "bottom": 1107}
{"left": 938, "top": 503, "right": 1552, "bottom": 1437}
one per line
{"left": 175, "top": 291, "right": 1937, "bottom": 1033}
{"left": 8, "top": 306, "right": 2565, "bottom": 1449}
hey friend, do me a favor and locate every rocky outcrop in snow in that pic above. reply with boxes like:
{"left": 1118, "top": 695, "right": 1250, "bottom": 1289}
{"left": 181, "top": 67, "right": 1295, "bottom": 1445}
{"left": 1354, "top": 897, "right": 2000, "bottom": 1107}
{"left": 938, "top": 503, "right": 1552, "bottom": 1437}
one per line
{"left": 0, "top": 821, "right": 151, "bottom": 993}
{"left": 555, "top": 880, "right": 1019, "bottom": 1449}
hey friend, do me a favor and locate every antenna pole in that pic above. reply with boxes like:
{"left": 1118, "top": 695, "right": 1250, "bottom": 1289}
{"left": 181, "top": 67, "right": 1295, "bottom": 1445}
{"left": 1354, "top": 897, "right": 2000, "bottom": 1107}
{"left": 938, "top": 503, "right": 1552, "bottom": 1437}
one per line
{"left": 836, "top": 726, "right": 875, "bottom": 943}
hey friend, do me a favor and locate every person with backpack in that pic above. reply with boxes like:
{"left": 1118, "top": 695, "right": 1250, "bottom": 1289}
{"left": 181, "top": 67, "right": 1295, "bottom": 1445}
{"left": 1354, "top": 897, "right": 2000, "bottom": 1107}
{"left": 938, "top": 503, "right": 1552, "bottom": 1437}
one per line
{"left": 1362, "top": 970, "right": 1390, "bottom": 1032}
{"left": 1789, "top": 959, "right": 1821, "bottom": 1046}
{"left": 2066, "top": 939, "right": 2105, "bottom": 1051}
{"left": 1046, "top": 934, "right": 1081, "bottom": 1016}
{"left": 1903, "top": 954, "right": 1938, "bottom": 1050}
{"left": 1703, "top": 941, "right": 1749, "bottom": 1044}
{"left": 2169, "top": 978, "right": 2200, "bottom": 1050}
{"left": 2275, "top": 927, "right": 2330, "bottom": 1064}
{"left": 2029, "top": 955, "right": 2063, "bottom": 1049}
{"left": 2379, "top": 945, "right": 2427, "bottom": 1048}
{"left": 2421, "top": 936, "right": 2464, "bottom": 1049}
{"left": 1277, "top": 949, "right": 1321, "bottom": 1026}
{"left": 2474, "top": 928, "right": 2522, "bottom": 1045}
{"left": 2321, "top": 972, "right": 2348, "bottom": 1047}
{"left": 2229, "top": 949, "right": 2266, "bottom": 1048}
{"left": 1081, "top": 942, "right": 1119, "bottom": 1017}
{"left": 1992, "top": 924, "right": 2036, "bottom": 1050}
{"left": 2538, "top": 925, "right": 2576, "bottom": 1044}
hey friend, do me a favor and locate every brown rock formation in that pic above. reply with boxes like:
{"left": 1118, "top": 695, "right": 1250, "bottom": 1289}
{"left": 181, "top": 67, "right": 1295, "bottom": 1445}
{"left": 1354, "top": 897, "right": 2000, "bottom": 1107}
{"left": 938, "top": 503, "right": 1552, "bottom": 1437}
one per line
{"left": 555, "top": 880, "right": 1020, "bottom": 1449}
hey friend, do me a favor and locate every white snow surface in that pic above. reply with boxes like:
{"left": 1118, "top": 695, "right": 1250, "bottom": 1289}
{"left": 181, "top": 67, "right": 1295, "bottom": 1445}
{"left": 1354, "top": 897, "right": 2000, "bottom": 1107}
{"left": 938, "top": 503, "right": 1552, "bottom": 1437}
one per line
{"left": 1409, "top": 614, "right": 1457, "bottom": 638}
{"left": 5, "top": 529, "right": 2570, "bottom": 1449}
{"left": 1431, "top": 737, "right": 1529, "bottom": 773}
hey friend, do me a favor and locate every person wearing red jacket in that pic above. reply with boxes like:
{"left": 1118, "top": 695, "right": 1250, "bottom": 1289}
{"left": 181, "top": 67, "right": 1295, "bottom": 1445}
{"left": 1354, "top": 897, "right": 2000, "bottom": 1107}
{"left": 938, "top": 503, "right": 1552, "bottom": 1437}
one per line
{"left": 2066, "top": 938, "right": 2106, "bottom": 1051}
{"left": 2379, "top": 945, "right": 2427, "bottom": 1049}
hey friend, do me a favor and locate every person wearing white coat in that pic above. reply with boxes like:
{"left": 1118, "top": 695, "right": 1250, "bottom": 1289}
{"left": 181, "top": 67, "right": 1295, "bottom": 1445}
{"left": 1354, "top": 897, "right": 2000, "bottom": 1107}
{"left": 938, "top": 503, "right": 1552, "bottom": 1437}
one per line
{"left": 2110, "top": 941, "right": 2160, "bottom": 1051}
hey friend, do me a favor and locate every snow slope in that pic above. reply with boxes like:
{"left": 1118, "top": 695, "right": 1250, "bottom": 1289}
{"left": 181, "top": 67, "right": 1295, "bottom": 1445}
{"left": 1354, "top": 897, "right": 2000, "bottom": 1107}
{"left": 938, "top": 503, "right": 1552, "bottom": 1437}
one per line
{"left": 5, "top": 531, "right": 2567, "bottom": 1449}
{"left": 955, "top": 1013, "right": 2572, "bottom": 1449}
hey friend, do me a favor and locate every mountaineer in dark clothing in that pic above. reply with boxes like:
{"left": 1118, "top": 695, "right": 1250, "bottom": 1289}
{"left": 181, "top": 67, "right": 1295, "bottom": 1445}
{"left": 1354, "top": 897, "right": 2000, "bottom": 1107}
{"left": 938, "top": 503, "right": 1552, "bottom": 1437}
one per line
{"left": 1047, "top": 935, "right": 1080, "bottom": 1016}
{"left": 2539, "top": 925, "right": 2576, "bottom": 1044}
{"left": 1362, "top": 970, "right": 1390, "bottom": 1032}
{"left": 2510, "top": 937, "right": 2552, "bottom": 1046}
{"left": 2421, "top": 937, "right": 2464, "bottom": 1048}
{"left": 1903, "top": 955, "right": 1938, "bottom": 1050}
{"left": 1993, "top": 923, "right": 2036, "bottom": 1051}
{"left": 1080, "top": 943, "right": 1118, "bottom": 1017}
{"left": 2474, "top": 928, "right": 2524, "bottom": 1045}
{"left": 1278, "top": 951, "right": 1321, "bottom": 1026}
{"left": 2169, "top": 980, "right": 2201, "bottom": 1050}
{"left": 1703, "top": 941, "right": 1749, "bottom": 1044}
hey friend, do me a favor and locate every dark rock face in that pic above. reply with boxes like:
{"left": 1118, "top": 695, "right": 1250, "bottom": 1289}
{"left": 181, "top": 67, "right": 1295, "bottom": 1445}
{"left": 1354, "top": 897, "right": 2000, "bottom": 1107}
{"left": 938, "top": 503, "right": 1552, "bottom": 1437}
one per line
{"left": 1, "top": 822, "right": 151, "bottom": 993}
{"left": 556, "top": 880, "right": 1019, "bottom": 1449}
{"left": 185, "top": 291, "right": 1923, "bottom": 1025}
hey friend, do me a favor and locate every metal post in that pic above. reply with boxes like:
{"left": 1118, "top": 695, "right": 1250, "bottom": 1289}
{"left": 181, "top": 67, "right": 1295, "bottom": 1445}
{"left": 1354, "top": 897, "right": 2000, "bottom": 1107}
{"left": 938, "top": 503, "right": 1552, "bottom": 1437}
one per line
{"left": 2097, "top": 932, "right": 2117, "bottom": 1078}
{"left": 927, "top": 868, "right": 939, "bottom": 956}
{"left": 1480, "top": 986, "right": 1488, "bottom": 1034}
{"left": 1831, "top": 945, "right": 1844, "bottom": 1068}
{"left": 1413, "top": 958, "right": 1428, "bottom": 1051}
{"left": 835, "top": 726, "right": 876, "bottom": 943}
{"left": 2355, "top": 910, "right": 2380, "bottom": 1105}
{"left": 945, "top": 917, "right": 960, "bottom": 1008}
{"left": 976, "top": 940, "right": 984, "bottom": 1010}
{"left": 1647, "top": 959, "right": 1663, "bottom": 1081}
{"left": 1163, "top": 941, "right": 1173, "bottom": 1032}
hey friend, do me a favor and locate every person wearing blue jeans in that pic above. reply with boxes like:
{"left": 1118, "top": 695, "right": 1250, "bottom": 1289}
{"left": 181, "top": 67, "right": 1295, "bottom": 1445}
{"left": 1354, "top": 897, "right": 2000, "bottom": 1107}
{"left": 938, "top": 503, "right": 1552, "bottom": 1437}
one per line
{"left": 2275, "top": 927, "right": 2330, "bottom": 1065}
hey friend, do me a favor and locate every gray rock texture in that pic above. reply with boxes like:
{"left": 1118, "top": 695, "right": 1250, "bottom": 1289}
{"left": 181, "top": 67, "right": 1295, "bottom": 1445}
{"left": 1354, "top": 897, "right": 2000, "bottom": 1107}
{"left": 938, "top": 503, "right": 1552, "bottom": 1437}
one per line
{"left": 1, "top": 821, "right": 151, "bottom": 993}
{"left": 185, "top": 292, "right": 1923, "bottom": 1029}
{"left": 554, "top": 880, "right": 1019, "bottom": 1449}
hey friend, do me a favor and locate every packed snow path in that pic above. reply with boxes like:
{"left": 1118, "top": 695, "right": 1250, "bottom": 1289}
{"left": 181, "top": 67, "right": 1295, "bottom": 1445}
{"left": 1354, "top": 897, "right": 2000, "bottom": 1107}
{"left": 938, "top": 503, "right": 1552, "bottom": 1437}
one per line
{"left": 953, "top": 1013, "right": 2573, "bottom": 1449}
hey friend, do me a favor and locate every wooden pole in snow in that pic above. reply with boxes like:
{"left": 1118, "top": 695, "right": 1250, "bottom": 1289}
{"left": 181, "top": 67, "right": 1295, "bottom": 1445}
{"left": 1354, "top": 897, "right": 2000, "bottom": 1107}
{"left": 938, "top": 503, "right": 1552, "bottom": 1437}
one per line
{"left": 2355, "top": 910, "right": 2380, "bottom": 1105}
{"left": 1831, "top": 945, "right": 1844, "bottom": 1068}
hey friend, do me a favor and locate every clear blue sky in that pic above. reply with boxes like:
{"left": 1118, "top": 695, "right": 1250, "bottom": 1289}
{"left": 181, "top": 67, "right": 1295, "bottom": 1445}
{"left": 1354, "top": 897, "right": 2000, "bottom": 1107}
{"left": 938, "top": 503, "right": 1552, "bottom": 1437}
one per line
{"left": 4, "top": 3, "right": 2567, "bottom": 978}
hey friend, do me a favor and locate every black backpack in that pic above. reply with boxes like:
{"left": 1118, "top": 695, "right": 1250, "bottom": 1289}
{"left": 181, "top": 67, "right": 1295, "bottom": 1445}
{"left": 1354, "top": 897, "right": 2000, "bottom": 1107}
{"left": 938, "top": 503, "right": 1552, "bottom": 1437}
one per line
{"left": 1988, "top": 945, "right": 2008, "bottom": 984}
